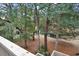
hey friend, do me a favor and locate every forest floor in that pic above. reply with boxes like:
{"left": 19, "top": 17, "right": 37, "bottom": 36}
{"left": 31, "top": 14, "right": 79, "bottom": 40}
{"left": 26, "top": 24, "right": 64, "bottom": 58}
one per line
{"left": 15, "top": 35, "right": 79, "bottom": 56}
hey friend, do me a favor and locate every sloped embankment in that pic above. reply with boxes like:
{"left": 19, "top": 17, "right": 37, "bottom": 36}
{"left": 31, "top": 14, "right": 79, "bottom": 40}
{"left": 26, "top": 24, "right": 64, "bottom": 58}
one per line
{"left": 16, "top": 35, "right": 78, "bottom": 56}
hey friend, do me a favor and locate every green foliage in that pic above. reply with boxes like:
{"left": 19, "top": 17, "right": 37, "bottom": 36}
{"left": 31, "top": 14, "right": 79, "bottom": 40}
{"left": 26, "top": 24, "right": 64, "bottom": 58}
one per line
{"left": 0, "top": 3, "right": 79, "bottom": 41}
{"left": 38, "top": 45, "right": 50, "bottom": 56}
{"left": 0, "top": 3, "right": 35, "bottom": 42}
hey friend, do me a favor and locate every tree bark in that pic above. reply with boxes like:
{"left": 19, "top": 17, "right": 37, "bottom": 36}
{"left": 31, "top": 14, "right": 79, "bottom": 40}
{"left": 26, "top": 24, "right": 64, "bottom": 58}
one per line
{"left": 24, "top": 4, "right": 28, "bottom": 48}
{"left": 55, "top": 34, "right": 59, "bottom": 50}
{"left": 25, "top": 40, "right": 28, "bottom": 48}
{"left": 32, "top": 32, "right": 35, "bottom": 41}
{"left": 44, "top": 17, "right": 49, "bottom": 52}
{"left": 34, "top": 4, "right": 40, "bottom": 50}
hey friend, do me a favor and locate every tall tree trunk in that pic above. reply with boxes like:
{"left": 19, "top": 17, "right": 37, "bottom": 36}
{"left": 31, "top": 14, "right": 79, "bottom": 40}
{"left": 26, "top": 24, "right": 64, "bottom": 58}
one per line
{"left": 44, "top": 4, "right": 51, "bottom": 53}
{"left": 8, "top": 3, "right": 14, "bottom": 42}
{"left": 25, "top": 40, "right": 28, "bottom": 48}
{"left": 44, "top": 17, "right": 49, "bottom": 52}
{"left": 55, "top": 34, "right": 59, "bottom": 50}
{"left": 34, "top": 4, "right": 40, "bottom": 51}
{"left": 24, "top": 4, "right": 28, "bottom": 48}
{"left": 32, "top": 32, "right": 35, "bottom": 41}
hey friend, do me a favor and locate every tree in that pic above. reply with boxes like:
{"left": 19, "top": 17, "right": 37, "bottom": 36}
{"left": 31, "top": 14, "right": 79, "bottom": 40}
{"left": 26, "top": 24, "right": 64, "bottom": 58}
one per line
{"left": 34, "top": 3, "right": 40, "bottom": 51}
{"left": 44, "top": 4, "right": 51, "bottom": 53}
{"left": 18, "top": 4, "right": 35, "bottom": 48}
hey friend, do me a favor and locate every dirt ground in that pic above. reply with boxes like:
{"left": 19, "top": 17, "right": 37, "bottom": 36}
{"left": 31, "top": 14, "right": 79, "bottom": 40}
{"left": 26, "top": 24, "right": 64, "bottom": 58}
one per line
{"left": 15, "top": 35, "right": 78, "bottom": 56}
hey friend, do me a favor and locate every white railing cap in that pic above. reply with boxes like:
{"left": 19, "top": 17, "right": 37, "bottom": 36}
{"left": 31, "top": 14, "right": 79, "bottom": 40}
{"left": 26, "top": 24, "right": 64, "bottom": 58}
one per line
{"left": 0, "top": 36, "right": 35, "bottom": 56}
{"left": 51, "top": 50, "right": 69, "bottom": 56}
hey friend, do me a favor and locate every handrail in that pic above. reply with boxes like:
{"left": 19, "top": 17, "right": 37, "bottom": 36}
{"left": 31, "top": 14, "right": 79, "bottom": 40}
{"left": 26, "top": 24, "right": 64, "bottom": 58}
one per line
{"left": 0, "top": 36, "right": 35, "bottom": 56}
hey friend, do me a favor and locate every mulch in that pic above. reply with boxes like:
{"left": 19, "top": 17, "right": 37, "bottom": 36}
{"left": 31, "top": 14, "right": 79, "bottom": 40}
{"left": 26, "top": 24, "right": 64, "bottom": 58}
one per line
{"left": 15, "top": 38, "right": 78, "bottom": 56}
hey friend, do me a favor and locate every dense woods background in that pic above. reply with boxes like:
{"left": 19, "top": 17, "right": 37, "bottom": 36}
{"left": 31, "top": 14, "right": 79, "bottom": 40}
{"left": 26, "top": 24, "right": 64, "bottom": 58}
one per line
{"left": 0, "top": 3, "right": 79, "bottom": 55}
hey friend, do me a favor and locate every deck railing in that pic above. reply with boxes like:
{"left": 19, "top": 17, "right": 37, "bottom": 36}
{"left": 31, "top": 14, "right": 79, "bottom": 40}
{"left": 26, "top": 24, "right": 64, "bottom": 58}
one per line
{"left": 0, "top": 36, "right": 35, "bottom": 56}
